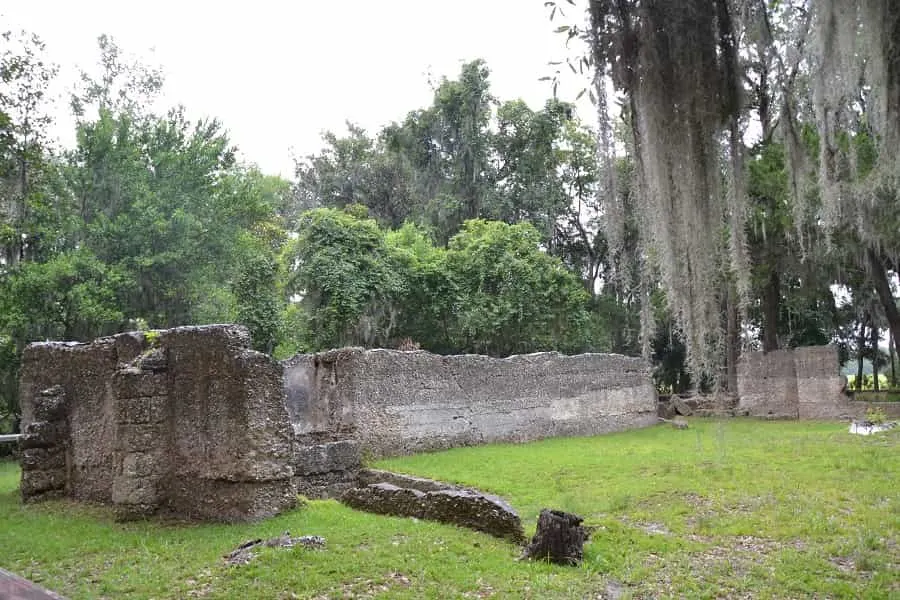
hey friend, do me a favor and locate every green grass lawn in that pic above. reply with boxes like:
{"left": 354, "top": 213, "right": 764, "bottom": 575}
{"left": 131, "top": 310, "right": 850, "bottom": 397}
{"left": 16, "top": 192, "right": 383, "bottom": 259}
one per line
{"left": 1, "top": 419, "right": 897, "bottom": 599}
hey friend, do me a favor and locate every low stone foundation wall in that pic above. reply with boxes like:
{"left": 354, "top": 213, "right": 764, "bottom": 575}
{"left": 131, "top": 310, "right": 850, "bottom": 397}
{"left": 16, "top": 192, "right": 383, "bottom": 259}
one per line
{"left": 283, "top": 348, "right": 658, "bottom": 459}
{"left": 292, "top": 440, "right": 362, "bottom": 499}
{"left": 849, "top": 401, "right": 900, "bottom": 420}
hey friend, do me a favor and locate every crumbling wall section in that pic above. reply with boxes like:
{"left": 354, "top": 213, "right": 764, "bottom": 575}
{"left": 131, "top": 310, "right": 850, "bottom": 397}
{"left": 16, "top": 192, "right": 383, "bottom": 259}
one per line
{"left": 19, "top": 325, "right": 296, "bottom": 522}
{"left": 19, "top": 385, "right": 69, "bottom": 501}
{"left": 19, "top": 334, "right": 143, "bottom": 503}
{"left": 736, "top": 349, "right": 800, "bottom": 419}
{"left": 737, "top": 345, "right": 872, "bottom": 419}
{"left": 793, "top": 345, "right": 853, "bottom": 419}
{"left": 284, "top": 348, "right": 658, "bottom": 459}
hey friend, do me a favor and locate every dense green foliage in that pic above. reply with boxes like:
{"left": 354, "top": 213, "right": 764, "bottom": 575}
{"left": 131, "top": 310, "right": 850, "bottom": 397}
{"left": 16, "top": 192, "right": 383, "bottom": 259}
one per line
{"left": 3, "top": 2, "right": 900, "bottom": 428}
{"left": 0, "top": 36, "right": 635, "bottom": 430}
{"left": 283, "top": 209, "right": 592, "bottom": 356}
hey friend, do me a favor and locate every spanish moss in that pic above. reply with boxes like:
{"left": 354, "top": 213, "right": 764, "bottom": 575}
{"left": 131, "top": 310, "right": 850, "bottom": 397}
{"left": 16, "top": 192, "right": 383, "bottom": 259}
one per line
{"left": 812, "top": 0, "right": 900, "bottom": 255}
{"left": 589, "top": 0, "right": 749, "bottom": 379}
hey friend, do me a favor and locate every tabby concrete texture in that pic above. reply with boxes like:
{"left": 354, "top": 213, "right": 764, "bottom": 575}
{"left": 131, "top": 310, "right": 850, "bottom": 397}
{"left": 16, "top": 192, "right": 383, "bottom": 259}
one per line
{"left": 736, "top": 349, "right": 800, "bottom": 419}
{"left": 341, "top": 469, "right": 526, "bottom": 542}
{"left": 292, "top": 439, "right": 362, "bottom": 499}
{"left": 283, "top": 348, "right": 658, "bottom": 458}
{"left": 737, "top": 345, "right": 878, "bottom": 419}
{"left": 19, "top": 325, "right": 296, "bottom": 522}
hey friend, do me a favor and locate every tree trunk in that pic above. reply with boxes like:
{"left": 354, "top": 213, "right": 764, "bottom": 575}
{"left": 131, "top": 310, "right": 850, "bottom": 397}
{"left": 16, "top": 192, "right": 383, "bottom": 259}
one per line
{"left": 868, "top": 248, "right": 900, "bottom": 360}
{"left": 521, "top": 509, "right": 586, "bottom": 566}
{"left": 891, "top": 330, "right": 896, "bottom": 386}
{"left": 725, "top": 283, "right": 740, "bottom": 394}
{"left": 872, "top": 323, "right": 880, "bottom": 391}
{"left": 761, "top": 269, "right": 780, "bottom": 353}
{"left": 857, "top": 317, "right": 867, "bottom": 391}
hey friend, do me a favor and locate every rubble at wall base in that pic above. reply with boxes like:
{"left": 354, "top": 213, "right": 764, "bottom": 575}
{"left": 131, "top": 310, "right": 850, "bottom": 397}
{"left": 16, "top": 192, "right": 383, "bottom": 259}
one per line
{"left": 341, "top": 469, "right": 526, "bottom": 543}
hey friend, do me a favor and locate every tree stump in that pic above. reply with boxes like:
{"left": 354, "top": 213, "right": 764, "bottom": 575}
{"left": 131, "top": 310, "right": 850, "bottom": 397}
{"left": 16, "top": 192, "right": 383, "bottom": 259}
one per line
{"left": 520, "top": 509, "right": 586, "bottom": 566}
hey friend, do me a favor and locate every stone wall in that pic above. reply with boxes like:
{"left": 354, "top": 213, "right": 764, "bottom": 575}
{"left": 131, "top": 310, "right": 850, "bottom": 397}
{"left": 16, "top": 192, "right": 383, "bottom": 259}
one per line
{"left": 283, "top": 348, "right": 658, "bottom": 458}
{"left": 736, "top": 349, "right": 800, "bottom": 419}
{"left": 19, "top": 325, "right": 296, "bottom": 521}
{"left": 736, "top": 345, "right": 896, "bottom": 420}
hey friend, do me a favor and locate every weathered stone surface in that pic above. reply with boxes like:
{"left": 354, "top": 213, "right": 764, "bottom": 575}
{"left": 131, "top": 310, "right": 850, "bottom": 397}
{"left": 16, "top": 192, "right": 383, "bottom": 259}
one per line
{"left": 291, "top": 440, "right": 361, "bottom": 498}
{"left": 342, "top": 483, "right": 425, "bottom": 516}
{"left": 21, "top": 448, "right": 66, "bottom": 471}
{"left": 120, "top": 451, "right": 164, "bottom": 479}
{"left": 20, "top": 422, "right": 66, "bottom": 449}
{"left": 18, "top": 324, "right": 297, "bottom": 522}
{"left": 115, "top": 424, "right": 163, "bottom": 452}
{"left": 671, "top": 396, "right": 693, "bottom": 416}
{"left": 295, "top": 472, "right": 359, "bottom": 500}
{"left": 293, "top": 440, "right": 361, "bottom": 477}
{"left": 19, "top": 338, "right": 119, "bottom": 503}
{"left": 357, "top": 469, "right": 451, "bottom": 493}
{"left": 20, "top": 470, "right": 66, "bottom": 496}
{"left": 165, "top": 476, "right": 298, "bottom": 522}
{"left": 117, "top": 397, "right": 151, "bottom": 425}
{"left": 340, "top": 471, "right": 525, "bottom": 543}
{"left": 33, "top": 386, "right": 67, "bottom": 421}
{"left": 113, "top": 370, "right": 168, "bottom": 399}
{"left": 737, "top": 346, "right": 873, "bottom": 420}
{"left": 136, "top": 348, "right": 168, "bottom": 372}
{"left": 111, "top": 475, "right": 158, "bottom": 506}
{"left": 420, "top": 488, "right": 525, "bottom": 542}
{"left": 737, "top": 349, "right": 800, "bottom": 419}
{"left": 284, "top": 348, "right": 658, "bottom": 458}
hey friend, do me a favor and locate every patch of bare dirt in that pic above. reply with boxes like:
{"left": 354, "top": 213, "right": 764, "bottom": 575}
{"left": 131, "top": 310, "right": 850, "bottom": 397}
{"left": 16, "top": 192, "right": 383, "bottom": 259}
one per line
{"left": 311, "top": 572, "right": 412, "bottom": 599}
{"left": 633, "top": 534, "right": 806, "bottom": 598}
{"left": 185, "top": 567, "right": 214, "bottom": 598}
{"left": 686, "top": 535, "right": 806, "bottom": 553}
{"left": 461, "top": 579, "right": 496, "bottom": 598}
{"left": 619, "top": 516, "right": 672, "bottom": 536}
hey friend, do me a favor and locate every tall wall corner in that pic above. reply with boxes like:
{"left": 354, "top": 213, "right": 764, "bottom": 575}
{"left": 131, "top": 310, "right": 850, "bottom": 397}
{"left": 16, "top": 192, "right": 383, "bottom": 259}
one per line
{"left": 18, "top": 325, "right": 298, "bottom": 522}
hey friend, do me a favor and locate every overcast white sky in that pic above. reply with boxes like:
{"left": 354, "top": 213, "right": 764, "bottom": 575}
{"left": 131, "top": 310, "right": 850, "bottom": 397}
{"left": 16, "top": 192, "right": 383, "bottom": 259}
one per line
{"left": 4, "top": 0, "right": 592, "bottom": 177}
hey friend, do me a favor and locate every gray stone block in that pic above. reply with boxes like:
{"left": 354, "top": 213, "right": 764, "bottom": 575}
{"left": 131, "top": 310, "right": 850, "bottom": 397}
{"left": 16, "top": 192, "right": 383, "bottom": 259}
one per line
{"left": 340, "top": 471, "right": 525, "bottom": 543}
{"left": 20, "top": 421, "right": 66, "bottom": 449}
{"left": 21, "top": 469, "right": 66, "bottom": 496}
{"left": 294, "top": 440, "right": 361, "bottom": 476}
{"left": 21, "top": 447, "right": 66, "bottom": 471}
{"left": 33, "top": 386, "right": 67, "bottom": 421}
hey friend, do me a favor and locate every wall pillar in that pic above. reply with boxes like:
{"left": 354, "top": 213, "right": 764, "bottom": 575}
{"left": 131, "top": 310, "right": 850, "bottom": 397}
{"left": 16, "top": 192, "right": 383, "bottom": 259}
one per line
{"left": 20, "top": 385, "right": 70, "bottom": 501}
{"left": 111, "top": 349, "right": 170, "bottom": 520}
